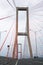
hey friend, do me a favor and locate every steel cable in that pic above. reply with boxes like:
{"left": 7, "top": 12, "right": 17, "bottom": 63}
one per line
{"left": 0, "top": 21, "right": 14, "bottom": 51}
{"left": 0, "top": 15, "right": 14, "bottom": 21}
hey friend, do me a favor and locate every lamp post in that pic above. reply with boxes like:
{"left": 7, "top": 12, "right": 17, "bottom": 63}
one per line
{"left": 35, "top": 31, "right": 37, "bottom": 57}
{"left": 6, "top": 45, "right": 10, "bottom": 57}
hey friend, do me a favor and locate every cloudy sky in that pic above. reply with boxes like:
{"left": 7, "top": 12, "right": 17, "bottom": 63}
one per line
{"left": 0, "top": 0, "right": 43, "bottom": 58}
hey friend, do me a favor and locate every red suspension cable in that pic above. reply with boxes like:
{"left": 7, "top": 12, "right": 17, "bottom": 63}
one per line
{"left": 0, "top": 22, "right": 14, "bottom": 51}
{"left": 0, "top": 15, "right": 14, "bottom": 20}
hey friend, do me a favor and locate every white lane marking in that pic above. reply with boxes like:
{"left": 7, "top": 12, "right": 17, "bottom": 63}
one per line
{"left": 15, "top": 60, "right": 18, "bottom": 65}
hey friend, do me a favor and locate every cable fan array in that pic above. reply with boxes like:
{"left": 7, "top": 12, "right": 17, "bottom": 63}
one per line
{"left": 0, "top": 0, "right": 16, "bottom": 57}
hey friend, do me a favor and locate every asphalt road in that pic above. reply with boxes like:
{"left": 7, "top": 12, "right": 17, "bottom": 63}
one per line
{"left": 0, "top": 57, "right": 43, "bottom": 65}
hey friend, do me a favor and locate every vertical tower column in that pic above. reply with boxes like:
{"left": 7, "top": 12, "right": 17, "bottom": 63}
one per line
{"left": 12, "top": 7, "right": 33, "bottom": 59}
{"left": 12, "top": 8, "right": 18, "bottom": 58}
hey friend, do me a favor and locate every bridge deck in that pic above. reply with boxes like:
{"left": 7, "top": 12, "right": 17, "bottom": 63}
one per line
{"left": 0, "top": 57, "right": 43, "bottom": 65}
